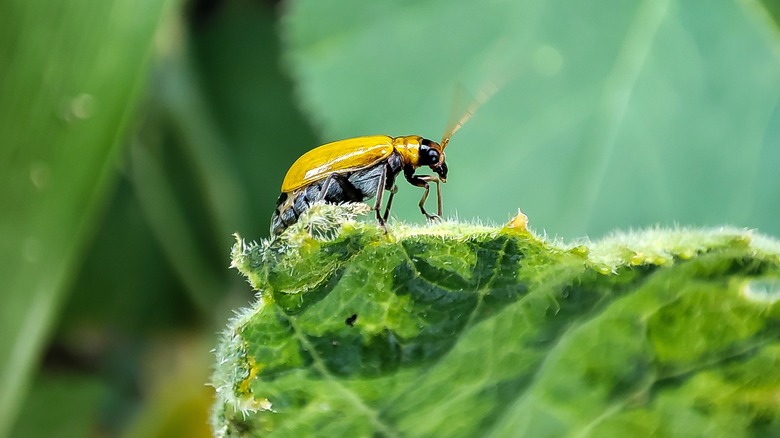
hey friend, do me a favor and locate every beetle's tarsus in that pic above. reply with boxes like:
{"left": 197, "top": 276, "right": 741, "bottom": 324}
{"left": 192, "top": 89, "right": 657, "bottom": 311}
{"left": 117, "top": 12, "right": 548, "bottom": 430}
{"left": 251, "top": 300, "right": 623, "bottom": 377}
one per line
{"left": 377, "top": 217, "right": 390, "bottom": 234}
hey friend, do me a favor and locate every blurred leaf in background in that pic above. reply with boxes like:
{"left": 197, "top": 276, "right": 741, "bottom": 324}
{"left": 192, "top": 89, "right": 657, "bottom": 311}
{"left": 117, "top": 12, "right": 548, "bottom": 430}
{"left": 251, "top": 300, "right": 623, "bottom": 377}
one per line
{"left": 0, "top": 0, "right": 173, "bottom": 434}
{"left": 282, "top": 0, "right": 780, "bottom": 239}
{"left": 3, "top": 0, "right": 780, "bottom": 436}
{"left": 2, "top": 0, "right": 315, "bottom": 435}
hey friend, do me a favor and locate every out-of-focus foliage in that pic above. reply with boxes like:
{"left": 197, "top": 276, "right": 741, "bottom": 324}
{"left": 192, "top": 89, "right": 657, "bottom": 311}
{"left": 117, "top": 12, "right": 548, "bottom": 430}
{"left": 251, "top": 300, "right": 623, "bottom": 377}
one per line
{"left": 2, "top": 0, "right": 780, "bottom": 435}
{"left": 282, "top": 0, "right": 780, "bottom": 238}
{"left": 761, "top": 0, "right": 780, "bottom": 27}
{"left": 0, "top": 0, "right": 172, "bottom": 434}
{"left": 3, "top": 0, "right": 315, "bottom": 435}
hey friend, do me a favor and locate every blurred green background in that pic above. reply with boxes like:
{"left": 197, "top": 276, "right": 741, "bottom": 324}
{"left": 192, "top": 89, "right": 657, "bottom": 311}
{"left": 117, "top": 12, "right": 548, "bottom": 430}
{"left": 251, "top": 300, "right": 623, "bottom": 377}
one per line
{"left": 2, "top": 0, "right": 780, "bottom": 436}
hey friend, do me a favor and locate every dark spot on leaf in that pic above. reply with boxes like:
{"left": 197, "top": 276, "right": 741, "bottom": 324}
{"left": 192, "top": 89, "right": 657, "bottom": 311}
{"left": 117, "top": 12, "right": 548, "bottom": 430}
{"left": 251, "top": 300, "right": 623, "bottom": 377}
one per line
{"left": 345, "top": 313, "right": 358, "bottom": 327}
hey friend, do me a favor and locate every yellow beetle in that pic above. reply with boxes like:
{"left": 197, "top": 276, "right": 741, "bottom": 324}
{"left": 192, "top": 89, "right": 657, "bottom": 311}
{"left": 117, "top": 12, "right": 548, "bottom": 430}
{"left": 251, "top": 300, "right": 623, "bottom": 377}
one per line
{"left": 270, "top": 134, "right": 449, "bottom": 236}
{"left": 270, "top": 84, "right": 494, "bottom": 236}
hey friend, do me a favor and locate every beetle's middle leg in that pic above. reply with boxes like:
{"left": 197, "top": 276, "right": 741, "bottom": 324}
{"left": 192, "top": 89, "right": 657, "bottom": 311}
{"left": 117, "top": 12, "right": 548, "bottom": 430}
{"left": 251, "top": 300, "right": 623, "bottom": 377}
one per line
{"left": 373, "top": 165, "right": 390, "bottom": 233}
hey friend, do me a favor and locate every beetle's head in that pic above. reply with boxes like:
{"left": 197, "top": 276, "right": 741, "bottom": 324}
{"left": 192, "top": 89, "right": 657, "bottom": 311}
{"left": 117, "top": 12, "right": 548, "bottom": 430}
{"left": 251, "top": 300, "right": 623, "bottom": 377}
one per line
{"left": 419, "top": 138, "right": 448, "bottom": 183}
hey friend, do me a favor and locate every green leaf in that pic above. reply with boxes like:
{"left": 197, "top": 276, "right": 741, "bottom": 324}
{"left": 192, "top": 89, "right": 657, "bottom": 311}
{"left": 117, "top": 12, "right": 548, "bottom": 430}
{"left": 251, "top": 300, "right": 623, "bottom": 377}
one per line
{"left": 281, "top": 0, "right": 780, "bottom": 239}
{"left": 0, "top": 0, "right": 171, "bottom": 433}
{"left": 10, "top": 373, "right": 107, "bottom": 438}
{"left": 212, "top": 204, "right": 780, "bottom": 436}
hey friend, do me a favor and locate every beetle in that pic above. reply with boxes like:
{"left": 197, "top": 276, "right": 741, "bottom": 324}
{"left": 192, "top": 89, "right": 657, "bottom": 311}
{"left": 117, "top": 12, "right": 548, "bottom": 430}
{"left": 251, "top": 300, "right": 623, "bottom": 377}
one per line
{"left": 270, "top": 134, "right": 449, "bottom": 236}
{"left": 270, "top": 84, "right": 494, "bottom": 236}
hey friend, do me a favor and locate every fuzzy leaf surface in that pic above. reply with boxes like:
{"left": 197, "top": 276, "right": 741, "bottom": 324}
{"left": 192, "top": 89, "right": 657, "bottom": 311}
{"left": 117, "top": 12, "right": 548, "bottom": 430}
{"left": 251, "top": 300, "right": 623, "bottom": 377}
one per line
{"left": 212, "top": 205, "right": 780, "bottom": 437}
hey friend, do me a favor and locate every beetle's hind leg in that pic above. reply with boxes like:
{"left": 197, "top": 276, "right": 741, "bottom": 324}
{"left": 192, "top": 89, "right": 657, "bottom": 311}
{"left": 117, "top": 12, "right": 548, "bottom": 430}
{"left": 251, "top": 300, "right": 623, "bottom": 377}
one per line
{"left": 314, "top": 174, "right": 362, "bottom": 204}
{"left": 315, "top": 175, "right": 335, "bottom": 203}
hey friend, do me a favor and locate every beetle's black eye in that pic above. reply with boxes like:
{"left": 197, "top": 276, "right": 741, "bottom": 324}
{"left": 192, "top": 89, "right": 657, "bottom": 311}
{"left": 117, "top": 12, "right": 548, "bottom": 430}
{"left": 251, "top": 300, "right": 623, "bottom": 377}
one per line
{"left": 418, "top": 140, "right": 441, "bottom": 166}
{"left": 427, "top": 149, "right": 439, "bottom": 164}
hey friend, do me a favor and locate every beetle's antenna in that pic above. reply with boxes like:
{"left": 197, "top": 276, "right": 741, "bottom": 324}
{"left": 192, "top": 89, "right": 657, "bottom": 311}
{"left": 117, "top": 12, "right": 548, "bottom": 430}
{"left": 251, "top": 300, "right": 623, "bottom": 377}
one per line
{"left": 440, "top": 80, "right": 501, "bottom": 150}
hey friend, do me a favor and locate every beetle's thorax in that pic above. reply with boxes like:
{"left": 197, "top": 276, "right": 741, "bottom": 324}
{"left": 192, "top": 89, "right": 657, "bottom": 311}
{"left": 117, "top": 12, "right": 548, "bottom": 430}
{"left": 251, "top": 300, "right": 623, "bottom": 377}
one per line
{"left": 392, "top": 135, "right": 423, "bottom": 167}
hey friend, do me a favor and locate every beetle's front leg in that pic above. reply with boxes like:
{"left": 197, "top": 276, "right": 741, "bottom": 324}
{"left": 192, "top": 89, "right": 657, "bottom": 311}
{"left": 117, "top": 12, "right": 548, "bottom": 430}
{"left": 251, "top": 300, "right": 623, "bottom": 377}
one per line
{"left": 404, "top": 168, "right": 442, "bottom": 221}
{"left": 417, "top": 175, "right": 442, "bottom": 220}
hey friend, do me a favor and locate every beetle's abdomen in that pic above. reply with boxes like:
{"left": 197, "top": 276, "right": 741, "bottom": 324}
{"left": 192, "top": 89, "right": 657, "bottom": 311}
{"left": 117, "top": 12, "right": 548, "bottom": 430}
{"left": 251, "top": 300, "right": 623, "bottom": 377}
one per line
{"left": 270, "top": 153, "right": 403, "bottom": 236}
{"left": 270, "top": 178, "right": 361, "bottom": 236}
